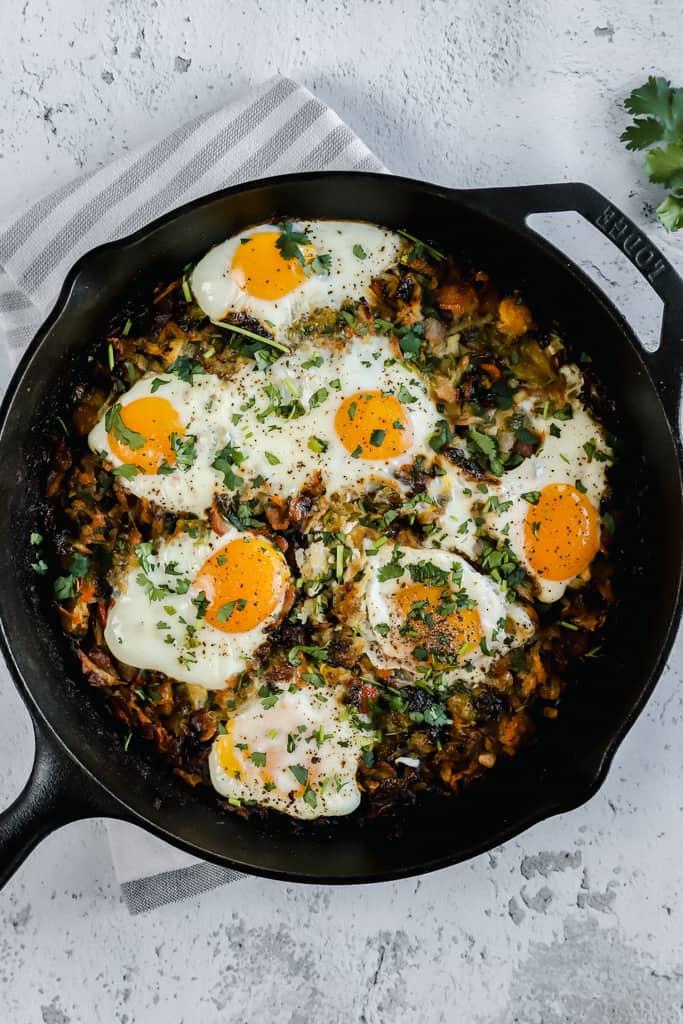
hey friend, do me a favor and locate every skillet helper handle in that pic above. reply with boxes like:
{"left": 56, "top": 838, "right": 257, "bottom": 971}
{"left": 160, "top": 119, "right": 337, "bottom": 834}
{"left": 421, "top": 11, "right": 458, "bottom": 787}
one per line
{"left": 0, "top": 716, "right": 119, "bottom": 888}
{"left": 473, "top": 182, "right": 683, "bottom": 438}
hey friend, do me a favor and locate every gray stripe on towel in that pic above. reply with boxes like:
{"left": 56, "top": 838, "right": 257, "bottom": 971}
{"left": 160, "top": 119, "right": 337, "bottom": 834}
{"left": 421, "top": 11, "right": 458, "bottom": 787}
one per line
{"left": 121, "top": 863, "right": 244, "bottom": 914}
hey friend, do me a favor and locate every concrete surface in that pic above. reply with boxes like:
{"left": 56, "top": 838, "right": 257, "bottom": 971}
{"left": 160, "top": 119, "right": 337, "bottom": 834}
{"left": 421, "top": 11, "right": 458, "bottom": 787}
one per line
{"left": 1, "top": 1, "right": 683, "bottom": 1021}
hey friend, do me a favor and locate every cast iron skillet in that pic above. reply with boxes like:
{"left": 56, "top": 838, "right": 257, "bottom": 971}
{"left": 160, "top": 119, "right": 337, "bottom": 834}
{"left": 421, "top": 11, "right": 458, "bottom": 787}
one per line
{"left": 0, "top": 173, "right": 681, "bottom": 889}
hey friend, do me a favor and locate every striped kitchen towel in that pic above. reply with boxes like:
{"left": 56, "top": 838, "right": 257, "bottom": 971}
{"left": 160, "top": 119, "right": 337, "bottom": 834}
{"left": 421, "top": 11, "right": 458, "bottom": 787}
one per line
{"left": 0, "top": 75, "right": 385, "bottom": 913}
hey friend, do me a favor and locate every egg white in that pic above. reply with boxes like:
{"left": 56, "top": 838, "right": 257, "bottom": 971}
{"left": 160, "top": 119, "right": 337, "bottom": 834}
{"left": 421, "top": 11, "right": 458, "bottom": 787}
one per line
{"left": 219, "top": 335, "right": 442, "bottom": 500}
{"left": 190, "top": 220, "right": 404, "bottom": 333}
{"left": 105, "top": 526, "right": 290, "bottom": 689}
{"left": 208, "top": 685, "right": 366, "bottom": 818}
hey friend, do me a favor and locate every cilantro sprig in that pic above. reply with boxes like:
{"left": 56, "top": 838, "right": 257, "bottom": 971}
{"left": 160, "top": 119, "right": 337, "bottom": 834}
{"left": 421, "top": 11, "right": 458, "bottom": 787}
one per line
{"left": 620, "top": 76, "right": 683, "bottom": 231}
{"left": 212, "top": 443, "right": 246, "bottom": 490}
{"left": 275, "top": 222, "right": 331, "bottom": 276}
{"left": 104, "top": 404, "right": 145, "bottom": 451}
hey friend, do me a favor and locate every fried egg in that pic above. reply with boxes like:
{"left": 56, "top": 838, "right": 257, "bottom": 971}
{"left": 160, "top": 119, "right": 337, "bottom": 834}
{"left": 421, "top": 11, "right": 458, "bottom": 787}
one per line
{"left": 219, "top": 335, "right": 441, "bottom": 499}
{"left": 437, "top": 368, "right": 613, "bottom": 602}
{"left": 190, "top": 220, "right": 403, "bottom": 334}
{"left": 105, "top": 526, "right": 292, "bottom": 688}
{"left": 89, "top": 373, "right": 229, "bottom": 516}
{"left": 208, "top": 685, "right": 366, "bottom": 818}
{"left": 356, "top": 543, "right": 534, "bottom": 681}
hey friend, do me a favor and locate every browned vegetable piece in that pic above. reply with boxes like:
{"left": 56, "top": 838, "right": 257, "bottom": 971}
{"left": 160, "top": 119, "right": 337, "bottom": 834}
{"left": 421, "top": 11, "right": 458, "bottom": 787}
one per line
{"left": 497, "top": 296, "right": 533, "bottom": 338}
{"left": 436, "top": 281, "right": 479, "bottom": 316}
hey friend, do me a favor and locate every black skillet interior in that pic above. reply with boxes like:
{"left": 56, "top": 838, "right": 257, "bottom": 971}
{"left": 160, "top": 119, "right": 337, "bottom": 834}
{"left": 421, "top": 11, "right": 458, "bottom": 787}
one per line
{"left": 0, "top": 173, "right": 681, "bottom": 884}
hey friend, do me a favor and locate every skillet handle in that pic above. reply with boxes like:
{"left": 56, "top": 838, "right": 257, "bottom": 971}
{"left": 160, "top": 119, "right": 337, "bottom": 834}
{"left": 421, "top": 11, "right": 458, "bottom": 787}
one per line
{"left": 0, "top": 715, "right": 122, "bottom": 888}
{"left": 468, "top": 183, "right": 683, "bottom": 437}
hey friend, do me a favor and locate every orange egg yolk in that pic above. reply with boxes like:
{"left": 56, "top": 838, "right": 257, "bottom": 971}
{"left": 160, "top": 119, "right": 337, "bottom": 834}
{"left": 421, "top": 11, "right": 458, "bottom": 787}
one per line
{"left": 334, "top": 390, "right": 413, "bottom": 460}
{"left": 395, "top": 582, "right": 483, "bottom": 660}
{"left": 215, "top": 724, "right": 303, "bottom": 793}
{"left": 193, "top": 535, "right": 289, "bottom": 634}
{"left": 108, "top": 396, "right": 183, "bottom": 474}
{"left": 523, "top": 482, "right": 599, "bottom": 581}
{"left": 215, "top": 725, "right": 274, "bottom": 784}
{"left": 230, "top": 231, "right": 311, "bottom": 300}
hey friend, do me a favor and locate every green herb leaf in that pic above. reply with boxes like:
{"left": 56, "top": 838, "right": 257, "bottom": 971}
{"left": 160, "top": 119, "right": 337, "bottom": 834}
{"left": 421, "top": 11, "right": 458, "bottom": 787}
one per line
{"left": 191, "top": 591, "right": 209, "bottom": 619}
{"left": 170, "top": 432, "right": 197, "bottom": 471}
{"left": 301, "top": 354, "right": 324, "bottom": 369}
{"left": 377, "top": 550, "right": 405, "bottom": 582}
{"left": 621, "top": 77, "right": 683, "bottom": 231}
{"left": 70, "top": 552, "right": 90, "bottom": 578}
{"left": 54, "top": 575, "right": 76, "bottom": 600}
{"left": 353, "top": 243, "right": 367, "bottom": 259}
{"left": 302, "top": 786, "right": 318, "bottom": 809}
{"left": 289, "top": 764, "right": 309, "bottom": 786}
{"left": 307, "top": 435, "right": 329, "bottom": 454}
{"left": 397, "top": 383, "right": 417, "bottom": 405}
{"left": 369, "top": 428, "right": 386, "bottom": 447}
{"left": 217, "top": 598, "right": 247, "bottom": 623}
{"left": 104, "top": 404, "right": 145, "bottom": 451}
{"left": 398, "top": 229, "right": 446, "bottom": 262}
{"left": 429, "top": 419, "right": 453, "bottom": 452}
{"left": 287, "top": 644, "right": 328, "bottom": 666}
{"left": 250, "top": 751, "right": 267, "bottom": 767}
{"left": 167, "top": 355, "right": 207, "bottom": 384}
{"left": 112, "top": 463, "right": 141, "bottom": 479}
{"left": 276, "top": 221, "right": 311, "bottom": 264}
{"left": 212, "top": 443, "right": 246, "bottom": 490}
{"left": 309, "top": 387, "right": 329, "bottom": 409}
{"left": 658, "top": 194, "right": 683, "bottom": 231}
{"left": 309, "top": 253, "right": 331, "bottom": 276}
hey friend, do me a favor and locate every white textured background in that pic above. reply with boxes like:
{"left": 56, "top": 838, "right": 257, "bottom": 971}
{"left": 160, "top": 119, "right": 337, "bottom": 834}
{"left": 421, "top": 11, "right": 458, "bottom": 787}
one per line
{"left": 1, "top": 2, "right": 683, "bottom": 1022}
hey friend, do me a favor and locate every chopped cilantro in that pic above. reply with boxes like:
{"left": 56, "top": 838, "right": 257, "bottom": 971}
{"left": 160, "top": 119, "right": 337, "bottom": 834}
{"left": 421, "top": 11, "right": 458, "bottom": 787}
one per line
{"left": 289, "top": 764, "right": 309, "bottom": 786}
{"left": 309, "top": 387, "right": 329, "bottom": 409}
{"left": 212, "top": 443, "right": 246, "bottom": 490}
{"left": 104, "top": 404, "right": 145, "bottom": 451}
{"left": 111, "top": 462, "right": 141, "bottom": 479}
{"left": 167, "top": 355, "right": 207, "bottom": 384}
{"left": 217, "top": 598, "right": 247, "bottom": 623}
{"left": 308, "top": 436, "right": 329, "bottom": 454}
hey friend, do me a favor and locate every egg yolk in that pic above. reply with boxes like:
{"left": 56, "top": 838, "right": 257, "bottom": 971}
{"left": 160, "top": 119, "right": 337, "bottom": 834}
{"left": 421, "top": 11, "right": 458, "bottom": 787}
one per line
{"left": 215, "top": 723, "right": 305, "bottom": 795}
{"left": 395, "top": 581, "right": 483, "bottom": 661}
{"left": 231, "top": 231, "right": 310, "bottom": 300}
{"left": 108, "top": 396, "right": 183, "bottom": 474}
{"left": 335, "top": 391, "right": 413, "bottom": 461}
{"left": 193, "top": 535, "right": 290, "bottom": 634}
{"left": 214, "top": 725, "right": 274, "bottom": 785}
{"left": 523, "top": 482, "right": 599, "bottom": 581}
